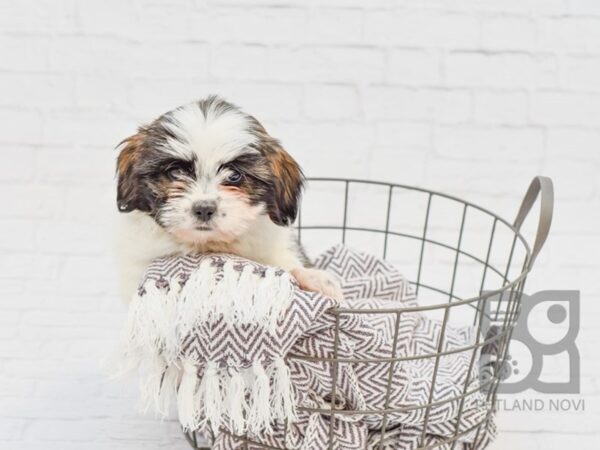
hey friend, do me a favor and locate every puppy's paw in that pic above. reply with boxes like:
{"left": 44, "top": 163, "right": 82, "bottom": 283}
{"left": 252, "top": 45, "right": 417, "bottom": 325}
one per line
{"left": 290, "top": 267, "right": 344, "bottom": 301}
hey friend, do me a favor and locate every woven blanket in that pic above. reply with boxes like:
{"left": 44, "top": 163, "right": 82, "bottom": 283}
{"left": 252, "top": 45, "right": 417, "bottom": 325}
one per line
{"left": 117, "top": 245, "right": 496, "bottom": 450}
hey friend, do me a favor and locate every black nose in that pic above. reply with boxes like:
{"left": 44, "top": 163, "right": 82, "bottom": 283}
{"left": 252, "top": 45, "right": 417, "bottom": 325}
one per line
{"left": 192, "top": 201, "right": 217, "bottom": 222}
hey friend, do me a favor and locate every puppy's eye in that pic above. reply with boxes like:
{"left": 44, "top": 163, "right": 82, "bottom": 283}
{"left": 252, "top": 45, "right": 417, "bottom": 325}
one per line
{"left": 226, "top": 170, "right": 243, "bottom": 184}
{"left": 166, "top": 164, "right": 188, "bottom": 178}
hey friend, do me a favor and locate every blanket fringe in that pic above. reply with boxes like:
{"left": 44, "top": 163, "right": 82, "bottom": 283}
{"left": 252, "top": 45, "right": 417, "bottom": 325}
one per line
{"left": 176, "top": 259, "right": 294, "bottom": 331}
{"left": 177, "top": 259, "right": 216, "bottom": 340}
{"left": 198, "top": 361, "right": 223, "bottom": 434}
{"left": 178, "top": 360, "right": 201, "bottom": 431}
{"left": 117, "top": 256, "right": 298, "bottom": 435}
{"left": 270, "top": 357, "right": 297, "bottom": 423}
{"left": 156, "top": 363, "right": 180, "bottom": 417}
{"left": 173, "top": 358, "right": 296, "bottom": 435}
{"left": 226, "top": 368, "right": 247, "bottom": 434}
{"left": 248, "top": 362, "right": 273, "bottom": 433}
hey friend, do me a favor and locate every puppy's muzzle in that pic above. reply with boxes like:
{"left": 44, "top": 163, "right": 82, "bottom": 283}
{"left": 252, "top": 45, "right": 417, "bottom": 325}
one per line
{"left": 192, "top": 200, "right": 217, "bottom": 222}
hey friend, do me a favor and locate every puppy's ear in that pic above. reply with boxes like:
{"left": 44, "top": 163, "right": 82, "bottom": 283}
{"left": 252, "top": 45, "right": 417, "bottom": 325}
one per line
{"left": 263, "top": 140, "right": 304, "bottom": 226}
{"left": 115, "top": 133, "right": 152, "bottom": 213}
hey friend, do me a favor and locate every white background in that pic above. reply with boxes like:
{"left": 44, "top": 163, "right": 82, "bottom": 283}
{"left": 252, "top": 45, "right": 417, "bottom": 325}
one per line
{"left": 1, "top": 1, "right": 599, "bottom": 449}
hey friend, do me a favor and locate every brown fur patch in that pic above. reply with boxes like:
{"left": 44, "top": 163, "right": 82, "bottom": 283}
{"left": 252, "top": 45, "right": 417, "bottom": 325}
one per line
{"left": 256, "top": 133, "right": 304, "bottom": 226}
{"left": 116, "top": 133, "right": 147, "bottom": 212}
{"left": 116, "top": 133, "right": 144, "bottom": 178}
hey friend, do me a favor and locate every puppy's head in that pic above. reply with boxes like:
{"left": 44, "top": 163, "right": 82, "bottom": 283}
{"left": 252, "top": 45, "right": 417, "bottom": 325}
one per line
{"left": 116, "top": 96, "right": 304, "bottom": 245}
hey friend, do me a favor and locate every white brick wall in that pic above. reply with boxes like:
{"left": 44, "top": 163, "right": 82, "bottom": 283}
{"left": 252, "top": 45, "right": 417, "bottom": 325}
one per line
{"left": 1, "top": 1, "right": 599, "bottom": 449}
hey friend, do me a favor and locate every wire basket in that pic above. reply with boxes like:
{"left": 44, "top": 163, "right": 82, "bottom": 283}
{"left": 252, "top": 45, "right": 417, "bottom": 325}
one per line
{"left": 185, "top": 176, "right": 554, "bottom": 450}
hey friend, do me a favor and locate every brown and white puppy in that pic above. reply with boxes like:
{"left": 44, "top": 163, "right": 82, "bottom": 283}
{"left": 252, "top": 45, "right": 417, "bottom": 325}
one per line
{"left": 114, "top": 96, "right": 342, "bottom": 302}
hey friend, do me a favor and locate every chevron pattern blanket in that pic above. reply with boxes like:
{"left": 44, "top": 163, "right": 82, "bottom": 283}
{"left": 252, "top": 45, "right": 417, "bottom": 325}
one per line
{"left": 118, "top": 245, "right": 496, "bottom": 450}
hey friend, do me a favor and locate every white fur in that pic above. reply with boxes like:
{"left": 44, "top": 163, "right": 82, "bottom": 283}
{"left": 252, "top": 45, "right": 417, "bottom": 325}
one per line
{"left": 162, "top": 102, "right": 258, "bottom": 164}
{"left": 114, "top": 211, "right": 303, "bottom": 302}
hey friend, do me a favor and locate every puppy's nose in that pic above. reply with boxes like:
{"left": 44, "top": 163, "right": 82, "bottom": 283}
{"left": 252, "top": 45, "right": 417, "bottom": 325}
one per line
{"left": 192, "top": 201, "right": 217, "bottom": 222}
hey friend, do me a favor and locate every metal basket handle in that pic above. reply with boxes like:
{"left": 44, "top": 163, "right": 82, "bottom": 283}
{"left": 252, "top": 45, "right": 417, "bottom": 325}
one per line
{"left": 513, "top": 176, "right": 554, "bottom": 267}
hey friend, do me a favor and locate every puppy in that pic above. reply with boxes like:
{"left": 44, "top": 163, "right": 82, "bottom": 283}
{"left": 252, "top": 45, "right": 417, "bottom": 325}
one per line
{"left": 114, "top": 96, "right": 342, "bottom": 303}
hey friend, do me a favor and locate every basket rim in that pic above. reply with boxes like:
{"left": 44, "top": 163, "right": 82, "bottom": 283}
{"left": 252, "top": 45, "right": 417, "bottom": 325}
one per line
{"left": 301, "top": 177, "right": 532, "bottom": 313}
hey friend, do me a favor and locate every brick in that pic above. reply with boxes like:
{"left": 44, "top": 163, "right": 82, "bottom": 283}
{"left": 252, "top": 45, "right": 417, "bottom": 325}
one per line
{"left": 76, "top": 0, "right": 140, "bottom": 37}
{"left": 41, "top": 113, "right": 131, "bottom": 147}
{"left": 561, "top": 56, "right": 600, "bottom": 91}
{"left": 65, "top": 186, "right": 114, "bottom": 222}
{"left": 204, "top": 7, "right": 306, "bottom": 44}
{"left": 0, "top": 146, "right": 35, "bottom": 181}
{"left": 541, "top": 158, "right": 598, "bottom": 200}
{"left": 275, "top": 123, "right": 374, "bottom": 177}
{"left": 480, "top": 17, "right": 536, "bottom": 51}
{"left": 46, "top": 37, "right": 136, "bottom": 74}
{"left": 0, "top": 419, "right": 24, "bottom": 440}
{"left": 22, "top": 310, "right": 119, "bottom": 328}
{"left": 364, "top": 87, "right": 471, "bottom": 122}
{"left": 306, "top": 8, "right": 364, "bottom": 45}
{"left": 1, "top": 185, "right": 64, "bottom": 219}
{"left": 133, "top": 42, "right": 210, "bottom": 79}
{"left": 470, "top": 0, "right": 567, "bottom": 15}
{"left": 304, "top": 84, "right": 359, "bottom": 119}
{"left": 0, "top": 254, "right": 61, "bottom": 280}
{"left": 434, "top": 126, "right": 545, "bottom": 161}
{"left": 0, "top": 37, "right": 52, "bottom": 71}
{"left": 375, "top": 122, "right": 431, "bottom": 149}
{"left": 225, "top": 83, "right": 303, "bottom": 120}
{"left": 387, "top": 49, "right": 441, "bottom": 85}
{"left": 74, "top": 74, "right": 129, "bottom": 110}
{"left": 546, "top": 129, "right": 600, "bottom": 161}
{"left": 269, "top": 46, "right": 385, "bottom": 83}
{"left": 35, "top": 220, "right": 108, "bottom": 255}
{"left": 0, "top": 279, "right": 25, "bottom": 295}
{"left": 424, "top": 157, "right": 535, "bottom": 196}
{"left": 60, "top": 255, "right": 114, "bottom": 287}
{"left": 364, "top": 11, "right": 479, "bottom": 48}
{"left": 0, "top": 73, "right": 74, "bottom": 109}
{"left": 445, "top": 52, "right": 558, "bottom": 88}
{"left": 136, "top": 3, "right": 205, "bottom": 41}
{"left": 0, "top": 109, "right": 43, "bottom": 144}
{"left": 568, "top": 0, "right": 600, "bottom": 15}
{"left": 0, "top": 220, "right": 35, "bottom": 251}
{"left": 474, "top": 90, "right": 529, "bottom": 125}
{"left": 211, "top": 45, "right": 269, "bottom": 80}
{"left": 130, "top": 79, "right": 222, "bottom": 114}
{"left": 36, "top": 148, "right": 115, "bottom": 183}
{"left": 276, "top": 122, "right": 374, "bottom": 155}
{"left": 368, "top": 150, "right": 428, "bottom": 186}
{"left": 531, "top": 91, "right": 600, "bottom": 126}
{"left": 0, "top": 0, "right": 75, "bottom": 34}
{"left": 539, "top": 17, "right": 600, "bottom": 52}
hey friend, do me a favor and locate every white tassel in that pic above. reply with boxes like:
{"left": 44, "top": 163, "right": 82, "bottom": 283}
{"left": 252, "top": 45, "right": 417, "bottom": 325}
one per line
{"left": 248, "top": 362, "right": 272, "bottom": 433}
{"left": 109, "top": 279, "right": 172, "bottom": 382}
{"left": 178, "top": 361, "right": 201, "bottom": 431}
{"left": 161, "top": 284, "right": 183, "bottom": 364}
{"left": 254, "top": 268, "right": 276, "bottom": 323}
{"left": 255, "top": 269, "right": 292, "bottom": 330}
{"left": 198, "top": 361, "right": 222, "bottom": 434}
{"left": 269, "top": 271, "right": 294, "bottom": 330}
{"left": 234, "top": 265, "right": 258, "bottom": 324}
{"left": 270, "top": 357, "right": 296, "bottom": 422}
{"left": 226, "top": 368, "right": 248, "bottom": 434}
{"left": 156, "top": 363, "right": 180, "bottom": 417}
{"left": 139, "top": 353, "right": 167, "bottom": 414}
{"left": 178, "top": 258, "right": 217, "bottom": 330}
{"left": 129, "top": 284, "right": 162, "bottom": 351}
{"left": 210, "top": 261, "right": 239, "bottom": 321}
